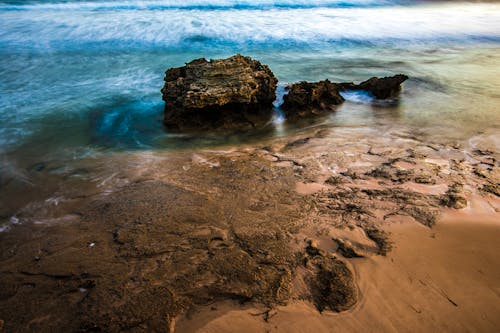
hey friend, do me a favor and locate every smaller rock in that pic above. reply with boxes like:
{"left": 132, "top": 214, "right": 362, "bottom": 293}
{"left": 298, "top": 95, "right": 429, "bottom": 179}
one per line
{"left": 340, "top": 74, "right": 409, "bottom": 99}
{"left": 440, "top": 183, "right": 467, "bottom": 209}
{"left": 481, "top": 183, "right": 500, "bottom": 197}
{"left": 365, "top": 228, "right": 392, "bottom": 256}
{"left": 414, "top": 173, "right": 436, "bottom": 185}
{"left": 306, "top": 239, "right": 324, "bottom": 257}
{"left": 311, "top": 257, "right": 357, "bottom": 312}
{"left": 441, "top": 193, "right": 467, "bottom": 209}
{"left": 281, "top": 80, "right": 344, "bottom": 118}
{"left": 325, "top": 175, "right": 346, "bottom": 186}
{"left": 334, "top": 238, "right": 364, "bottom": 258}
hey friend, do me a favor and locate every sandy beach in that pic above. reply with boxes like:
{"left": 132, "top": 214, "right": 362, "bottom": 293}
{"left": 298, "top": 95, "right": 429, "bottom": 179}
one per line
{"left": 177, "top": 215, "right": 500, "bottom": 333}
{"left": 1, "top": 124, "right": 498, "bottom": 332}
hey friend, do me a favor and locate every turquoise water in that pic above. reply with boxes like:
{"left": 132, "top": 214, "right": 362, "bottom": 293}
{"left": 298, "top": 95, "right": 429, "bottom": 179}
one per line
{"left": 0, "top": 0, "right": 499, "bottom": 161}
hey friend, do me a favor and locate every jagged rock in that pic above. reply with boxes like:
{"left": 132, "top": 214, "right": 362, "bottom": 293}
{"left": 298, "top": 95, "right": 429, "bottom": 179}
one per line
{"left": 280, "top": 74, "right": 408, "bottom": 118}
{"left": 161, "top": 54, "right": 278, "bottom": 130}
{"left": 440, "top": 183, "right": 468, "bottom": 209}
{"left": 340, "top": 74, "right": 409, "bottom": 99}
{"left": 281, "top": 80, "right": 345, "bottom": 118}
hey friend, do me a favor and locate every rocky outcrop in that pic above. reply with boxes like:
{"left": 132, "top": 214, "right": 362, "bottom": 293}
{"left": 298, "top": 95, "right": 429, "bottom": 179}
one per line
{"left": 339, "top": 74, "right": 409, "bottom": 99}
{"left": 161, "top": 54, "right": 278, "bottom": 130}
{"left": 280, "top": 74, "right": 408, "bottom": 118}
{"left": 281, "top": 80, "right": 344, "bottom": 118}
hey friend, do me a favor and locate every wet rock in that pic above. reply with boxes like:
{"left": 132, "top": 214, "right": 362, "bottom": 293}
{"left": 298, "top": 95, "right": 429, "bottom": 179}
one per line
{"left": 283, "top": 137, "right": 311, "bottom": 150}
{"left": 281, "top": 80, "right": 344, "bottom": 118}
{"left": 334, "top": 238, "right": 364, "bottom": 258}
{"left": 440, "top": 184, "right": 467, "bottom": 209}
{"left": 365, "top": 228, "right": 393, "bottom": 256}
{"left": 340, "top": 74, "right": 409, "bottom": 99}
{"left": 402, "top": 206, "right": 439, "bottom": 227}
{"left": 310, "top": 256, "right": 357, "bottom": 312}
{"left": 414, "top": 172, "right": 437, "bottom": 185}
{"left": 161, "top": 54, "right": 278, "bottom": 130}
{"left": 325, "top": 175, "right": 346, "bottom": 186}
{"left": 481, "top": 183, "right": 500, "bottom": 197}
{"left": 306, "top": 239, "right": 324, "bottom": 257}
{"left": 440, "top": 193, "right": 467, "bottom": 209}
{"left": 366, "top": 164, "right": 414, "bottom": 183}
{"left": 79, "top": 285, "right": 180, "bottom": 333}
{"left": 281, "top": 74, "right": 408, "bottom": 118}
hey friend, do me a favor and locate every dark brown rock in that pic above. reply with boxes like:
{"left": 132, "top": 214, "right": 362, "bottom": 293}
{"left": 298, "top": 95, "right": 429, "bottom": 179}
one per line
{"left": 310, "top": 256, "right": 357, "bottom": 312}
{"left": 365, "top": 228, "right": 393, "bottom": 256}
{"left": 440, "top": 183, "right": 468, "bottom": 209}
{"left": 280, "top": 80, "right": 344, "bottom": 118}
{"left": 340, "top": 74, "right": 409, "bottom": 99}
{"left": 334, "top": 238, "right": 364, "bottom": 258}
{"left": 161, "top": 54, "right": 278, "bottom": 130}
{"left": 280, "top": 74, "right": 408, "bottom": 118}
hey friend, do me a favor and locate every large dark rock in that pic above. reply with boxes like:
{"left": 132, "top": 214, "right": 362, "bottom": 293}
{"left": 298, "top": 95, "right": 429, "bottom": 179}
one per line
{"left": 339, "top": 74, "right": 409, "bottom": 99}
{"left": 281, "top": 80, "right": 345, "bottom": 118}
{"left": 161, "top": 54, "right": 278, "bottom": 130}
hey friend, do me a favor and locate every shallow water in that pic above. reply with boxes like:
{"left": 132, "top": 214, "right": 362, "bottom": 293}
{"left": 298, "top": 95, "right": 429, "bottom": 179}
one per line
{"left": 0, "top": 1, "right": 499, "bottom": 209}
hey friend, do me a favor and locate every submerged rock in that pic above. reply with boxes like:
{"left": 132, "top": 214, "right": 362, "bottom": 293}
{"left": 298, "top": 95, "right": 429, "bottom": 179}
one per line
{"left": 161, "top": 54, "right": 278, "bottom": 130}
{"left": 281, "top": 80, "right": 344, "bottom": 118}
{"left": 339, "top": 74, "right": 409, "bottom": 99}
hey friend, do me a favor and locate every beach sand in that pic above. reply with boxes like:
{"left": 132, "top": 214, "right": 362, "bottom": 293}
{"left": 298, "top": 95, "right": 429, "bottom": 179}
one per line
{"left": 177, "top": 210, "right": 500, "bottom": 332}
{"left": 0, "top": 125, "right": 498, "bottom": 332}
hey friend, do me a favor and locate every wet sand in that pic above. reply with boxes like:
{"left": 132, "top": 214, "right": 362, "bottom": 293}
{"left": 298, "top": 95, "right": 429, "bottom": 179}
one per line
{"left": 0, "top": 125, "right": 499, "bottom": 332}
{"left": 176, "top": 212, "right": 500, "bottom": 333}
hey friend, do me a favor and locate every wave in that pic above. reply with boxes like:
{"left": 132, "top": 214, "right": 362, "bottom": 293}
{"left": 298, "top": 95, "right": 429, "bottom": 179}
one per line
{"left": 0, "top": 0, "right": 400, "bottom": 12}
{"left": 1, "top": 3, "right": 499, "bottom": 52}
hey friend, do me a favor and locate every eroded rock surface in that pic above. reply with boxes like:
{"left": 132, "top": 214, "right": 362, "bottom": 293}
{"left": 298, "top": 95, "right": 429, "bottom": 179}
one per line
{"left": 281, "top": 80, "right": 345, "bottom": 118}
{"left": 339, "top": 74, "right": 409, "bottom": 99}
{"left": 161, "top": 54, "right": 278, "bottom": 130}
{"left": 280, "top": 74, "right": 408, "bottom": 117}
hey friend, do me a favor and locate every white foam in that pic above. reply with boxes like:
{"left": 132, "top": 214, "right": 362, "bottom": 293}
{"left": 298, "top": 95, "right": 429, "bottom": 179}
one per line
{"left": 0, "top": 0, "right": 392, "bottom": 12}
{"left": 1, "top": 3, "right": 499, "bottom": 50}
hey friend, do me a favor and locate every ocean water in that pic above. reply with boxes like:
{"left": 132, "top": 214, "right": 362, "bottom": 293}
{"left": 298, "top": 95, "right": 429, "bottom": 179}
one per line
{"left": 0, "top": 1, "right": 499, "bottom": 191}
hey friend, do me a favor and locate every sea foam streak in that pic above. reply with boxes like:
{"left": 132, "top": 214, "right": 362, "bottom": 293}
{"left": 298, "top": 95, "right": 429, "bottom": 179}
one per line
{"left": 0, "top": 3, "right": 499, "bottom": 52}
{"left": 0, "top": 0, "right": 396, "bottom": 11}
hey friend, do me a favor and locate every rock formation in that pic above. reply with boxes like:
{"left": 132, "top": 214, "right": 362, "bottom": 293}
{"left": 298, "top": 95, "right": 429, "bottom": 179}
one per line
{"left": 280, "top": 74, "right": 408, "bottom": 117}
{"left": 161, "top": 54, "right": 278, "bottom": 130}
{"left": 280, "top": 80, "right": 345, "bottom": 118}
{"left": 161, "top": 54, "right": 408, "bottom": 125}
{"left": 339, "top": 74, "right": 409, "bottom": 99}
